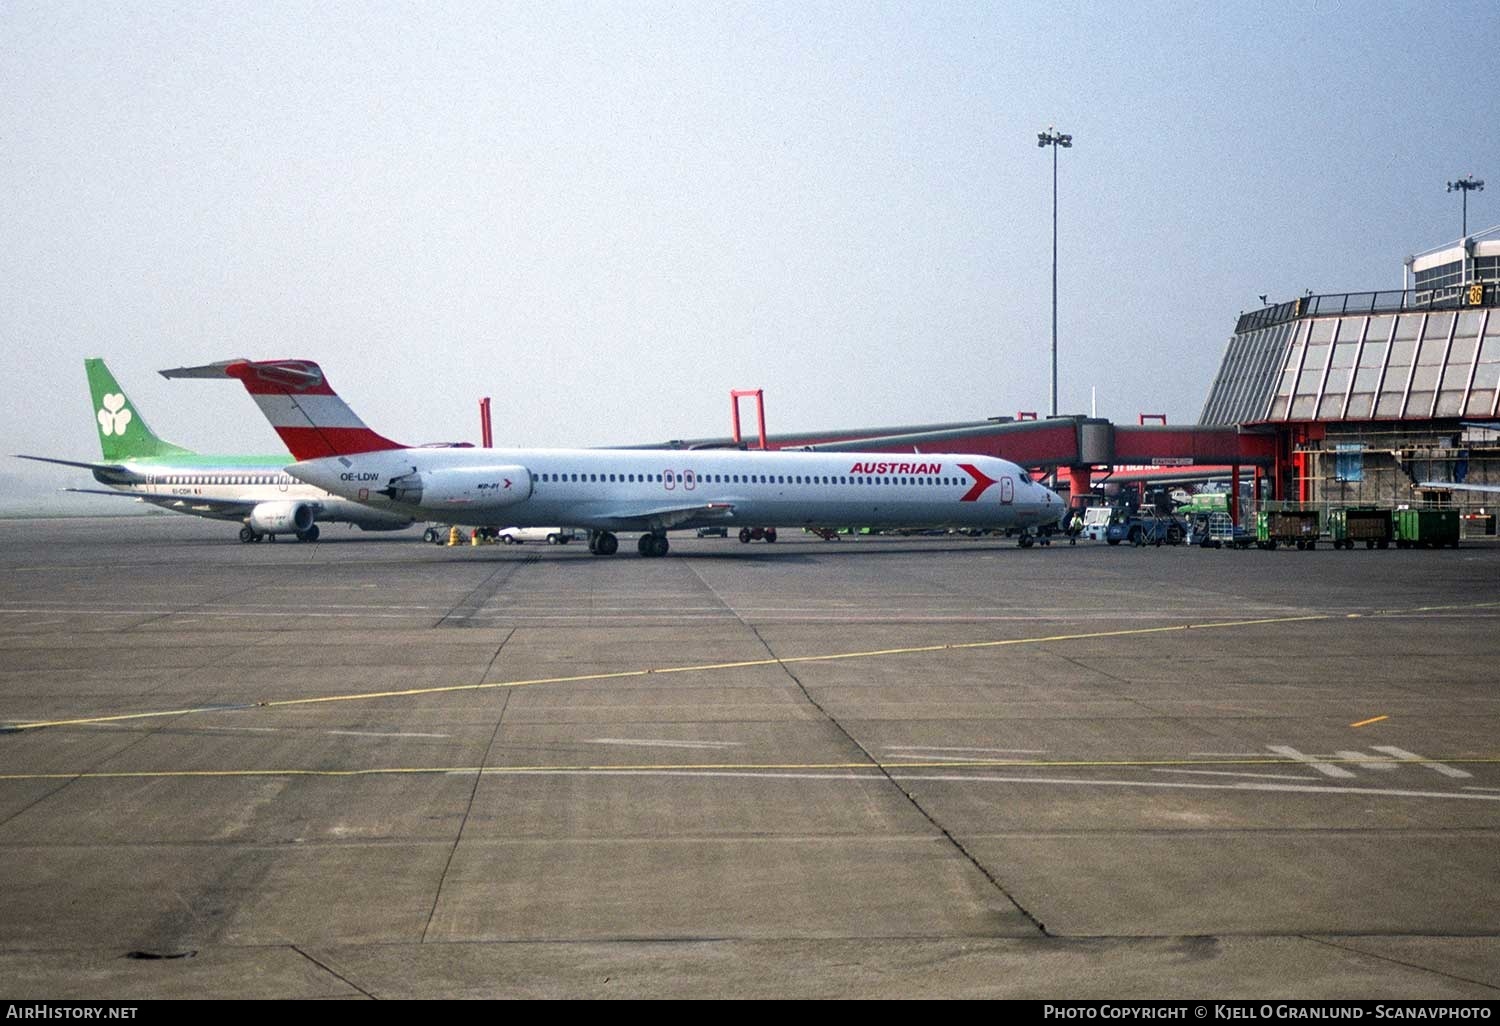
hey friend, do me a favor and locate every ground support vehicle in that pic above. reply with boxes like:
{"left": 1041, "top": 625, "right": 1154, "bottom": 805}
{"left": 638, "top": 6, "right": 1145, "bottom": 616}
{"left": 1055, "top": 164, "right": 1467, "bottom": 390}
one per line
{"left": 497, "top": 527, "right": 578, "bottom": 545}
{"left": 1327, "top": 507, "right": 1392, "bottom": 550}
{"left": 1105, "top": 509, "right": 1186, "bottom": 546}
{"left": 1189, "top": 512, "right": 1252, "bottom": 549}
{"left": 738, "top": 527, "right": 778, "bottom": 544}
{"left": 1393, "top": 508, "right": 1460, "bottom": 548}
{"left": 1256, "top": 510, "right": 1321, "bottom": 550}
{"left": 1079, "top": 506, "right": 1114, "bottom": 541}
{"left": 696, "top": 526, "right": 729, "bottom": 538}
{"left": 423, "top": 524, "right": 465, "bottom": 544}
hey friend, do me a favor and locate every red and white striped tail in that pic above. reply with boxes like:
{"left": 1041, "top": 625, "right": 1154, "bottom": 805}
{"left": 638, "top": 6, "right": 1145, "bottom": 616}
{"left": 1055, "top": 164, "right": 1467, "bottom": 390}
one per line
{"left": 221, "top": 360, "right": 406, "bottom": 460}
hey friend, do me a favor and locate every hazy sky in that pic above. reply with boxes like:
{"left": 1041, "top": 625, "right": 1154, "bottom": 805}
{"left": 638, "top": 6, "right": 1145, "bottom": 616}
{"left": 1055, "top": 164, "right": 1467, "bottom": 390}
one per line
{"left": 4, "top": 1, "right": 1498, "bottom": 508}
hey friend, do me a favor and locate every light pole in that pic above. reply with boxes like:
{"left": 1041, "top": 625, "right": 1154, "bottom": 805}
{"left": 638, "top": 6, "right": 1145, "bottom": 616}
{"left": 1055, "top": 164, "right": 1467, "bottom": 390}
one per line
{"left": 1038, "top": 126, "right": 1072, "bottom": 418}
{"left": 1447, "top": 174, "right": 1484, "bottom": 237}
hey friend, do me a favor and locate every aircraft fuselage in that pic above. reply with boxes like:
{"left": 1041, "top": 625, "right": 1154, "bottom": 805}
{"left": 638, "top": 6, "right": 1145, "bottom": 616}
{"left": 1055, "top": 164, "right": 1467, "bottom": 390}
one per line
{"left": 290, "top": 447, "right": 1061, "bottom": 533}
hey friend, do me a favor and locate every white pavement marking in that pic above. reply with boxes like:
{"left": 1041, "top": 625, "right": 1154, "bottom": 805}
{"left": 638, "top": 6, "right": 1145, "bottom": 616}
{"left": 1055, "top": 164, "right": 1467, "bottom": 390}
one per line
{"left": 885, "top": 745, "right": 1049, "bottom": 754}
{"left": 1151, "top": 768, "right": 1322, "bottom": 781}
{"left": 1371, "top": 745, "right": 1473, "bottom": 779}
{"left": 1334, "top": 750, "right": 1400, "bottom": 772}
{"left": 324, "top": 730, "right": 453, "bottom": 739}
{"left": 586, "top": 738, "right": 744, "bottom": 750}
{"left": 1266, "top": 745, "right": 1357, "bottom": 779}
{"left": 459, "top": 767, "right": 1500, "bottom": 804}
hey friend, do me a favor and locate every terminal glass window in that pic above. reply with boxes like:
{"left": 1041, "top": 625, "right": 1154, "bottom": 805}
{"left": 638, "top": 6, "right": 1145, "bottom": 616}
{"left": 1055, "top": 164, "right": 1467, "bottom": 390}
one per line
{"left": 1469, "top": 315, "right": 1500, "bottom": 414}
{"left": 1415, "top": 260, "right": 1464, "bottom": 291}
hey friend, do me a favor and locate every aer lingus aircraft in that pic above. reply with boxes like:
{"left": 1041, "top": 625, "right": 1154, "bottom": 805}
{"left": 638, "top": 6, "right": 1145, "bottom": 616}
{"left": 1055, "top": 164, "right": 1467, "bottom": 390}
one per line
{"left": 15, "top": 359, "right": 412, "bottom": 542}
{"left": 162, "top": 358, "right": 1064, "bottom": 557}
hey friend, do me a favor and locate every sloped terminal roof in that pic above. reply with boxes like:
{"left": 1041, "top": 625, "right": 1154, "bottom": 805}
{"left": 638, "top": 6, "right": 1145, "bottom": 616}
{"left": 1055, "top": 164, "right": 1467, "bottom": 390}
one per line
{"left": 1200, "top": 285, "right": 1500, "bottom": 426}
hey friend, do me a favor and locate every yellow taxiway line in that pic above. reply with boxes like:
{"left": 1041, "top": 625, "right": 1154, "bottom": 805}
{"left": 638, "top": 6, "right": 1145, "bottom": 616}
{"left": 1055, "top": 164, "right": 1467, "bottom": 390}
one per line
{"left": 4, "top": 603, "right": 1498, "bottom": 734}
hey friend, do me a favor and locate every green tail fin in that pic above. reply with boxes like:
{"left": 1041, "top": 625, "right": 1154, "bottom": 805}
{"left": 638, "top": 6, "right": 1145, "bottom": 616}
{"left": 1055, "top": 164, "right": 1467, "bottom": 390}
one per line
{"left": 85, "top": 358, "right": 193, "bottom": 461}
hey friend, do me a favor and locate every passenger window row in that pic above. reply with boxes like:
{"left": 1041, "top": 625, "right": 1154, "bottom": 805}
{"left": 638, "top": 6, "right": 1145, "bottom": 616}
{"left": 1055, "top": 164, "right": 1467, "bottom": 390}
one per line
{"left": 157, "top": 474, "right": 292, "bottom": 486}
{"left": 533, "top": 472, "right": 966, "bottom": 487}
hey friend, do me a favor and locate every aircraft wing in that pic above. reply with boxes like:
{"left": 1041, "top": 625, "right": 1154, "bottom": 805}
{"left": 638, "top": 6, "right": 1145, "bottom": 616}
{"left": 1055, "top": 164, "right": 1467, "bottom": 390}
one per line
{"left": 593, "top": 501, "right": 736, "bottom": 532}
{"left": 61, "top": 487, "right": 314, "bottom": 522}
{"left": 62, "top": 488, "right": 146, "bottom": 499}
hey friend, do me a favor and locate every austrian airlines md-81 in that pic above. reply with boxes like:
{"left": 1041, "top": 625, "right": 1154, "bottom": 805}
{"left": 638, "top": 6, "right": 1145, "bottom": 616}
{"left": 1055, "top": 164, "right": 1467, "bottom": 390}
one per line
{"left": 162, "top": 359, "right": 1063, "bottom": 557}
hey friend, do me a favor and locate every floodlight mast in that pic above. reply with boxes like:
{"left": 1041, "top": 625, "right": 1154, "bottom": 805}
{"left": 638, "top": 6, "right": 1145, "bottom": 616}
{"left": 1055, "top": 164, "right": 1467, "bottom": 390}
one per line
{"left": 1038, "top": 127, "right": 1073, "bottom": 419}
{"left": 1447, "top": 174, "right": 1484, "bottom": 237}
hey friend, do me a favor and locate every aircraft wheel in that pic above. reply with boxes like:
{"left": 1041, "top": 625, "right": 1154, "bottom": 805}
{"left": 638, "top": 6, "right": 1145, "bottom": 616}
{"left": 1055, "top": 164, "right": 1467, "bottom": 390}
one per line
{"left": 739, "top": 527, "right": 752, "bottom": 544}
{"left": 592, "top": 532, "right": 618, "bottom": 556}
{"left": 239, "top": 526, "right": 255, "bottom": 544}
{"left": 764, "top": 528, "right": 776, "bottom": 543}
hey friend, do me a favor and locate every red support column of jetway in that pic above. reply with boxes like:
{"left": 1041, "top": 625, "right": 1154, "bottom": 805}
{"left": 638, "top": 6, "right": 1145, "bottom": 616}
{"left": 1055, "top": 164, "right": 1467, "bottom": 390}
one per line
{"left": 730, "top": 389, "right": 769, "bottom": 450}
{"left": 480, "top": 397, "right": 492, "bottom": 448}
{"left": 1064, "top": 465, "right": 1092, "bottom": 508}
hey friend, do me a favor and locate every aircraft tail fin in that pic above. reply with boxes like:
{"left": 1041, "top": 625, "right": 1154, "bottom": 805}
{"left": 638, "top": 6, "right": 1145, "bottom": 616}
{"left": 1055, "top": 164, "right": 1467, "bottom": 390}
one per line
{"left": 85, "top": 358, "right": 193, "bottom": 462}
{"left": 160, "top": 359, "right": 406, "bottom": 461}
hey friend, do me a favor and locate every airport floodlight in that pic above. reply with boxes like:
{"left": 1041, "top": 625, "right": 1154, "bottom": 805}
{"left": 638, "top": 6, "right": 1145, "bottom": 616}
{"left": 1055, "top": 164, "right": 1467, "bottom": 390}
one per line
{"left": 1038, "top": 127, "right": 1073, "bottom": 418}
{"left": 1447, "top": 175, "right": 1485, "bottom": 236}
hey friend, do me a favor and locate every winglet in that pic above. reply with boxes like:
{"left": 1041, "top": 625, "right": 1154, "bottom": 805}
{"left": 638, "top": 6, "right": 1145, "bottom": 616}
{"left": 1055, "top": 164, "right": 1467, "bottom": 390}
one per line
{"left": 161, "top": 359, "right": 406, "bottom": 460}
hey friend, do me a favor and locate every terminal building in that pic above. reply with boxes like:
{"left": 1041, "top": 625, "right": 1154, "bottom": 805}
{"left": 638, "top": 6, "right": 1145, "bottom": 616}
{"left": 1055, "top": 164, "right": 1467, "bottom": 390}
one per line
{"left": 1200, "top": 226, "right": 1500, "bottom": 516}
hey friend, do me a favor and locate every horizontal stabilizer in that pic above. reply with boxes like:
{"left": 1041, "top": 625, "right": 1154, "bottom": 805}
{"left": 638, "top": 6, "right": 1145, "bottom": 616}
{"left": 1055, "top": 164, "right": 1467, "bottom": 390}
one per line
{"left": 14, "top": 454, "right": 127, "bottom": 473}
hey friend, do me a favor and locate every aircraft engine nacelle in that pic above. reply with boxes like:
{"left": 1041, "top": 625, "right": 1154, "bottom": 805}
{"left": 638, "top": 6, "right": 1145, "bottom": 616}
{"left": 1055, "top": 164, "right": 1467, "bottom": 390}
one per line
{"left": 381, "top": 465, "right": 532, "bottom": 510}
{"left": 248, "top": 500, "right": 315, "bottom": 534}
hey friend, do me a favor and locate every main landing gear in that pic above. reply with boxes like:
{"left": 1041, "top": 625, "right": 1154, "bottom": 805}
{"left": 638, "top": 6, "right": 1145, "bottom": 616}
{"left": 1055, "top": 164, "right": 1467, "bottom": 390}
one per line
{"left": 587, "top": 531, "right": 620, "bottom": 556}
{"left": 637, "top": 533, "right": 669, "bottom": 557}
{"left": 588, "top": 531, "right": 669, "bottom": 557}
{"left": 238, "top": 524, "right": 320, "bottom": 544}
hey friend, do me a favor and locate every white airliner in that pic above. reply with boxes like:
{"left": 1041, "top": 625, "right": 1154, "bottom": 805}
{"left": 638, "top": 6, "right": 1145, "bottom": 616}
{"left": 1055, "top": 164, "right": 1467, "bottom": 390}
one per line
{"left": 161, "top": 359, "right": 1064, "bottom": 557}
{"left": 15, "top": 358, "right": 412, "bottom": 543}
{"left": 1418, "top": 481, "right": 1500, "bottom": 494}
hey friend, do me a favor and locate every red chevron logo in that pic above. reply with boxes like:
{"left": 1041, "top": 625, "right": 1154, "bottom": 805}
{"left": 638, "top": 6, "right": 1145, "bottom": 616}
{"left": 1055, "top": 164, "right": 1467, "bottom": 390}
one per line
{"left": 957, "top": 463, "right": 997, "bottom": 502}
